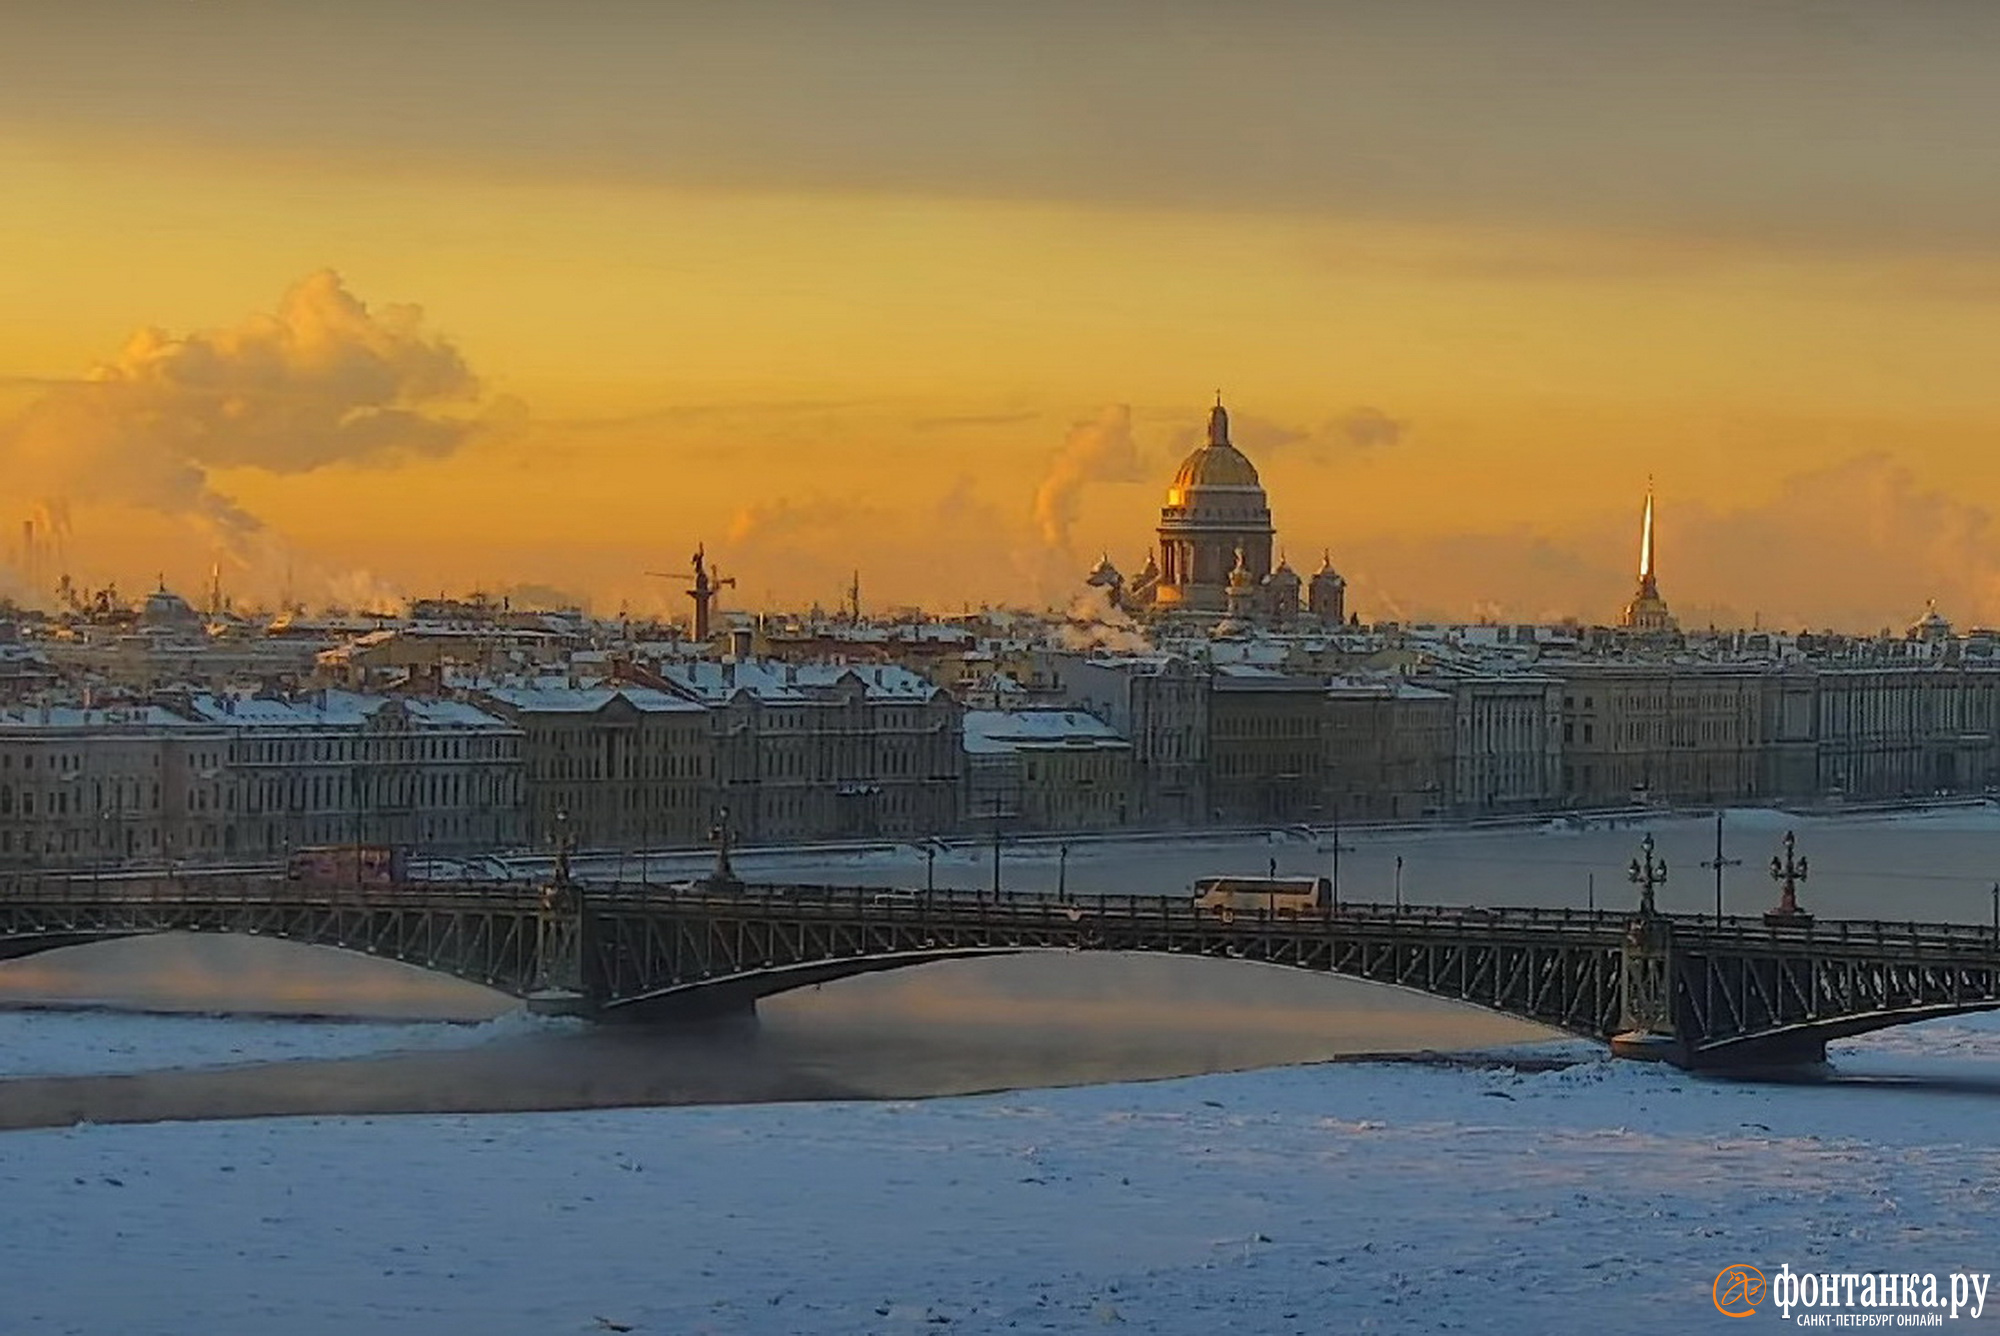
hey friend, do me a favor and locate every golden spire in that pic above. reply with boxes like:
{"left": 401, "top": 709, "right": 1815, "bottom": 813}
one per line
{"left": 1638, "top": 478, "right": 1656, "bottom": 582}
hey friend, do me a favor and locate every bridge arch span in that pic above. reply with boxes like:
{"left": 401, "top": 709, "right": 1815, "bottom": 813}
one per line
{"left": 0, "top": 912, "right": 536, "bottom": 1008}
{"left": 583, "top": 914, "right": 1627, "bottom": 1043}
{"left": 1690, "top": 1002, "right": 2000, "bottom": 1067}
{"left": 9, "top": 884, "right": 2000, "bottom": 1070}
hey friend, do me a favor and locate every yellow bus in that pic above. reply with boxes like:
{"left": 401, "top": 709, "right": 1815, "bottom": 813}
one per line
{"left": 1192, "top": 876, "right": 1329, "bottom": 919}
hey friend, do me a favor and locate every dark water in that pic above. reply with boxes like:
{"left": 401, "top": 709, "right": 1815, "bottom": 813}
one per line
{"left": 0, "top": 941, "right": 1550, "bottom": 1128}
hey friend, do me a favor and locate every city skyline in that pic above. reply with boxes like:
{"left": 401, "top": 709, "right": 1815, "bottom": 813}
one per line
{"left": 5, "top": 3, "right": 2000, "bottom": 630}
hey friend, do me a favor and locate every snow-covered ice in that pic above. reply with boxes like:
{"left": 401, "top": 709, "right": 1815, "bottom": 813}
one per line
{"left": 6, "top": 812, "right": 1999, "bottom": 1333}
{"left": 4, "top": 1015, "right": 2000, "bottom": 1335}
{"left": 0, "top": 1007, "right": 547, "bottom": 1079}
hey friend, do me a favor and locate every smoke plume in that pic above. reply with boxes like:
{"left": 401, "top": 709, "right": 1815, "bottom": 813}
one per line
{"left": 1032, "top": 405, "right": 1143, "bottom": 550}
{"left": 0, "top": 270, "right": 485, "bottom": 557}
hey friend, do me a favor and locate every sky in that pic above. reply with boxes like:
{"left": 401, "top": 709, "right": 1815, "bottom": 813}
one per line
{"left": 2, "top": 1, "right": 1999, "bottom": 629}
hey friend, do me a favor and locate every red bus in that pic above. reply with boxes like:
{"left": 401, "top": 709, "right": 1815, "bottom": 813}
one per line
{"left": 286, "top": 844, "right": 405, "bottom": 887}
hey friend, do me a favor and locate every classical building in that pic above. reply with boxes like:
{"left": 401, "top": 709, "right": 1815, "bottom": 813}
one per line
{"left": 476, "top": 685, "right": 714, "bottom": 852}
{"left": 1419, "top": 669, "right": 1565, "bottom": 814}
{"left": 1322, "top": 678, "right": 1453, "bottom": 822}
{"left": 653, "top": 660, "right": 963, "bottom": 844}
{"left": 1037, "top": 651, "right": 1209, "bottom": 826}
{"left": 193, "top": 692, "right": 523, "bottom": 858}
{"left": 0, "top": 692, "right": 523, "bottom": 868}
{"left": 963, "top": 709, "right": 1133, "bottom": 832}
{"left": 1553, "top": 664, "right": 1765, "bottom": 806}
{"left": 1109, "top": 398, "right": 1340, "bottom": 629}
{"left": 0, "top": 704, "right": 213, "bottom": 867}
{"left": 1805, "top": 665, "right": 2000, "bottom": 798}
{"left": 1619, "top": 486, "right": 1678, "bottom": 634}
{"left": 1208, "top": 666, "right": 1326, "bottom": 824}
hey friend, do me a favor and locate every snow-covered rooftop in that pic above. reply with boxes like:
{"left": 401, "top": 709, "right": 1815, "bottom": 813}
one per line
{"left": 963, "top": 709, "right": 1127, "bottom": 754}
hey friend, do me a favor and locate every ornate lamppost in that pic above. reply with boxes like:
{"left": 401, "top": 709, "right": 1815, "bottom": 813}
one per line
{"left": 1628, "top": 832, "right": 1666, "bottom": 917}
{"left": 1765, "top": 829, "right": 1811, "bottom": 925}
{"left": 707, "top": 805, "right": 742, "bottom": 892}
{"left": 552, "top": 807, "right": 574, "bottom": 889}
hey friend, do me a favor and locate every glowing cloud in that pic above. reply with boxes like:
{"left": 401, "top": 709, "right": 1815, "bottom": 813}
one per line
{"left": 1, "top": 270, "right": 485, "bottom": 556}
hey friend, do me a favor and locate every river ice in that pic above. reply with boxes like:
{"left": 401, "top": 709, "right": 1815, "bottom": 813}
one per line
{"left": 3, "top": 1013, "right": 1998, "bottom": 1335}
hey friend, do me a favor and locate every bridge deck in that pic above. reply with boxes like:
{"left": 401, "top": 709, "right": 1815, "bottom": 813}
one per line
{"left": 3, "top": 875, "right": 1998, "bottom": 1068}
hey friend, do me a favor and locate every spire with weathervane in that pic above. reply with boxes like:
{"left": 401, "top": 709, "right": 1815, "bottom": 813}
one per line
{"left": 1619, "top": 480, "right": 1677, "bottom": 633}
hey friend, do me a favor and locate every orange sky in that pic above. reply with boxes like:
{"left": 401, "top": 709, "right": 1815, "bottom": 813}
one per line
{"left": 3, "top": 4, "right": 1999, "bottom": 630}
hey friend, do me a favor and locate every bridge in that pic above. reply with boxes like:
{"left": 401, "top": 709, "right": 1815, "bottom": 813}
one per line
{"left": 3, "top": 874, "right": 1999, "bottom": 1069}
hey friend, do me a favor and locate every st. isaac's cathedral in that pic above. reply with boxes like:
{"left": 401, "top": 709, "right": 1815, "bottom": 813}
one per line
{"left": 1088, "top": 398, "right": 1348, "bottom": 631}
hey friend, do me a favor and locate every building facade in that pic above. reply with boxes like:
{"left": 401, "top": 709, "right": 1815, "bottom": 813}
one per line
{"left": 1208, "top": 667, "right": 1326, "bottom": 824}
{"left": 1322, "top": 679, "right": 1453, "bottom": 822}
{"left": 655, "top": 660, "right": 963, "bottom": 844}
{"left": 0, "top": 692, "right": 523, "bottom": 869}
{"left": 478, "top": 685, "right": 714, "bottom": 852}
{"left": 963, "top": 709, "right": 1134, "bottom": 832}
{"left": 1039, "top": 651, "right": 1210, "bottom": 826}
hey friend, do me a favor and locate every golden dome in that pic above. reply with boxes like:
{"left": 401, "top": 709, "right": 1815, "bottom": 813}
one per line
{"left": 1164, "top": 396, "right": 1263, "bottom": 502}
{"left": 1169, "top": 444, "right": 1262, "bottom": 492}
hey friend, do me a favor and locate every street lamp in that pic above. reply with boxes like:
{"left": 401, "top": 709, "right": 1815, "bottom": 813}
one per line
{"left": 1700, "top": 810, "right": 1741, "bottom": 922}
{"left": 1627, "top": 832, "right": 1666, "bottom": 917}
{"left": 553, "top": 807, "right": 573, "bottom": 888}
{"left": 706, "top": 805, "right": 741, "bottom": 892}
{"left": 1765, "top": 830, "right": 1811, "bottom": 925}
{"left": 95, "top": 809, "right": 111, "bottom": 888}
{"left": 1324, "top": 806, "right": 1354, "bottom": 913}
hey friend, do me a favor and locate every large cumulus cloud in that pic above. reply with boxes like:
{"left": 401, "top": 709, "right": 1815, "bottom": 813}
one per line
{"left": 1, "top": 270, "right": 484, "bottom": 553}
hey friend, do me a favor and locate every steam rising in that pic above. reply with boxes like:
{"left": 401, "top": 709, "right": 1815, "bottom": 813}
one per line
{"left": 1032, "top": 404, "right": 1142, "bottom": 551}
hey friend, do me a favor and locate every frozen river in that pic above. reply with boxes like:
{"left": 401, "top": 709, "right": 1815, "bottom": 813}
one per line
{"left": 583, "top": 802, "right": 2000, "bottom": 923}
{"left": 3, "top": 809, "right": 2000, "bottom": 1332}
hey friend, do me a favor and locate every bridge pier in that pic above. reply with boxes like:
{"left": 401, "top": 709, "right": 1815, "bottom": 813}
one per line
{"left": 607, "top": 990, "right": 761, "bottom": 1027}
{"left": 1685, "top": 1033, "right": 1829, "bottom": 1072}
{"left": 1613, "top": 913, "right": 1681, "bottom": 1063}
{"left": 1608, "top": 1030, "right": 1688, "bottom": 1064}
{"left": 525, "top": 989, "right": 597, "bottom": 1019}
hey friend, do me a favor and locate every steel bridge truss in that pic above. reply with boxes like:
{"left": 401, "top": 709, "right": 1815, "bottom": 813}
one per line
{"left": 3, "top": 875, "right": 1998, "bottom": 1068}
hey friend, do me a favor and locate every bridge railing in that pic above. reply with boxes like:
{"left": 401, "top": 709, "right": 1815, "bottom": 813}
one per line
{"left": 0, "top": 870, "right": 549, "bottom": 911}
{"left": 1670, "top": 912, "right": 2000, "bottom": 956}
{"left": 5, "top": 872, "right": 1996, "bottom": 960}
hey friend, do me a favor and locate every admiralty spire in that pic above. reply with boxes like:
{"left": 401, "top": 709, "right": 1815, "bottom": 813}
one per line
{"left": 1619, "top": 483, "right": 1677, "bottom": 633}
